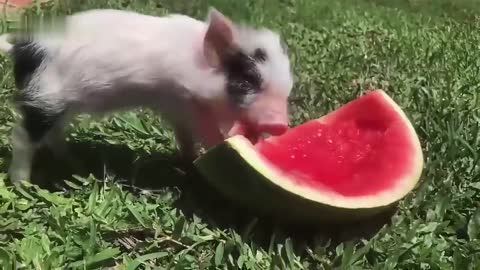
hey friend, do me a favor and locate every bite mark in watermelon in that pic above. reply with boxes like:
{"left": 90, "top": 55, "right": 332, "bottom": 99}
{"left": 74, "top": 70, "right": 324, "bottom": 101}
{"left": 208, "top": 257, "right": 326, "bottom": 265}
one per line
{"left": 194, "top": 90, "right": 424, "bottom": 223}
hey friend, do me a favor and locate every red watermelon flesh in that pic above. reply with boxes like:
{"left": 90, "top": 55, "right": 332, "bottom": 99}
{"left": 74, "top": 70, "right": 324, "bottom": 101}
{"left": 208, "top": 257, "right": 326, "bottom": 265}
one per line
{"left": 254, "top": 90, "right": 416, "bottom": 197}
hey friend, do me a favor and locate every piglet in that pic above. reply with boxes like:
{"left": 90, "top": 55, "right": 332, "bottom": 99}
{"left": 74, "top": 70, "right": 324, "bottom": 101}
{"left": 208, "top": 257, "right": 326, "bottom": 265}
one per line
{"left": 0, "top": 8, "right": 294, "bottom": 183}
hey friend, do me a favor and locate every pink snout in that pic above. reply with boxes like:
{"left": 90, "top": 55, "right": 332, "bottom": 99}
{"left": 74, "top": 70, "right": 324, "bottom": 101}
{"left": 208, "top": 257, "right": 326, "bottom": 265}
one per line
{"left": 246, "top": 94, "right": 290, "bottom": 137}
{"left": 255, "top": 119, "right": 289, "bottom": 136}
{"left": 252, "top": 96, "right": 289, "bottom": 134}
{"left": 227, "top": 119, "right": 288, "bottom": 145}
{"left": 228, "top": 92, "right": 290, "bottom": 143}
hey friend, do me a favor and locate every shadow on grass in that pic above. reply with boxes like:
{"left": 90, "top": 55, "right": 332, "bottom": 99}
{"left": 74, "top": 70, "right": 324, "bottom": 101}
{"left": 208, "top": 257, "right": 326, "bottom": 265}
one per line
{"left": 1, "top": 141, "right": 397, "bottom": 249}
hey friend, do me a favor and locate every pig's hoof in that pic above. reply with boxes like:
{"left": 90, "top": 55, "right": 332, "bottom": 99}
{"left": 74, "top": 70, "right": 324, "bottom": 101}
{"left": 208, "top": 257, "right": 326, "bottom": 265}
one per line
{"left": 8, "top": 167, "right": 31, "bottom": 184}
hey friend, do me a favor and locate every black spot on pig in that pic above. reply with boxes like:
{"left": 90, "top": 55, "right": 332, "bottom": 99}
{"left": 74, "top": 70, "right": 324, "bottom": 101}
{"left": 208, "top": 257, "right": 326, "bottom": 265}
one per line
{"left": 10, "top": 38, "right": 64, "bottom": 143}
{"left": 18, "top": 103, "right": 64, "bottom": 143}
{"left": 252, "top": 48, "right": 267, "bottom": 62}
{"left": 11, "top": 39, "right": 46, "bottom": 90}
{"left": 13, "top": 89, "right": 65, "bottom": 143}
{"left": 223, "top": 50, "right": 263, "bottom": 108}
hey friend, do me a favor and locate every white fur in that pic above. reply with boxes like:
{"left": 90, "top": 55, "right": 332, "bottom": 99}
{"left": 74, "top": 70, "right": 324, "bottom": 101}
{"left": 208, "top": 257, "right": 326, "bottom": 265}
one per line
{"left": 23, "top": 9, "right": 227, "bottom": 114}
{"left": 6, "top": 8, "right": 294, "bottom": 183}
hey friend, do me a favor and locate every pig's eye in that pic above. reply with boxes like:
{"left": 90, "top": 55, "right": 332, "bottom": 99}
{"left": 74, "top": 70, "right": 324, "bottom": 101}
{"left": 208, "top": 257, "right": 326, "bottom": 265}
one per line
{"left": 253, "top": 48, "right": 267, "bottom": 62}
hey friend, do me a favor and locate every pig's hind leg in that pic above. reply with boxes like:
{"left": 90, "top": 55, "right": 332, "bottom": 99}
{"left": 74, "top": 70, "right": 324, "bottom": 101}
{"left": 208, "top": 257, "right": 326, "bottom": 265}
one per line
{"left": 7, "top": 39, "right": 70, "bottom": 183}
{"left": 9, "top": 120, "right": 35, "bottom": 183}
{"left": 8, "top": 101, "right": 67, "bottom": 183}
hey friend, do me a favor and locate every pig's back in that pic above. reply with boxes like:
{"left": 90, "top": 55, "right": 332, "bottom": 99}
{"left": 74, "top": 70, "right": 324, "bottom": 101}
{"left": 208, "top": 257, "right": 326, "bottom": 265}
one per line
{"left": 32, "top": 9, "right": 214, "bottom": 110}
{"left": 63, "top": 9, "right": 201, "bottom": 39}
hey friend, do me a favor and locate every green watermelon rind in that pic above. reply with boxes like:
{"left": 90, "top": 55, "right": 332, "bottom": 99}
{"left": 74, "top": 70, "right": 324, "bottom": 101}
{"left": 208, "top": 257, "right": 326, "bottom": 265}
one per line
{"left": 193, "top": 90, "right": 424, "bottom": 223}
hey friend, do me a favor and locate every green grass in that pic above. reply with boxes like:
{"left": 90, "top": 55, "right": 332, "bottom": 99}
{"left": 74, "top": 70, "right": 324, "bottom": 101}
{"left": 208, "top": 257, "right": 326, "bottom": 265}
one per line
{"left": 0, "top": 0, "right": 479, "bottom": 268}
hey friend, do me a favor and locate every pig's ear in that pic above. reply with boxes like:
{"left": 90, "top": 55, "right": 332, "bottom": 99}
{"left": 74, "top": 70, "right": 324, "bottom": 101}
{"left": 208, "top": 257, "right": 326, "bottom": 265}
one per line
{"left": 203, "top": 8, "right": 235, "bottom": 69}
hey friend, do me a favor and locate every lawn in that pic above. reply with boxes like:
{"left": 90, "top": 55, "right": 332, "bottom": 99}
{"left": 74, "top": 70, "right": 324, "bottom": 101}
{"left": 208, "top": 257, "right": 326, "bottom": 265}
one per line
{"left": 0, "top": 0, "right": 479, "bottom": 268}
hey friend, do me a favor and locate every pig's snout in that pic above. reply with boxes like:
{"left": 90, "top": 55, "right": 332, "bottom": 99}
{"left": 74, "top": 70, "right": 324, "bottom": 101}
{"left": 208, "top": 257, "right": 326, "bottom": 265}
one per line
{"left": 227, "top": 109, "right": 289, "bottom": 143}
{"left": 257, "top": 123, "right": 288, "bottom": 136}
{"left": 256, "top": 114, "right": 289, "bottom": 136}
{"left": 229, "top": 90, "right": 290, "bottom": 142}
{"left": 247, "top": 107, "right": 289, "bottom": 139}
{"left": 244, "top": 93, "right": 290, "bottom": 137}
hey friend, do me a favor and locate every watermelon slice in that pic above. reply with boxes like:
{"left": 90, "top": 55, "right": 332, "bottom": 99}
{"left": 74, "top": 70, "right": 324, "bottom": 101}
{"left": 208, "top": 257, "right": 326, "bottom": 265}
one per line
{"left": 194, "top": 90, "right": 424, "bottom": 223}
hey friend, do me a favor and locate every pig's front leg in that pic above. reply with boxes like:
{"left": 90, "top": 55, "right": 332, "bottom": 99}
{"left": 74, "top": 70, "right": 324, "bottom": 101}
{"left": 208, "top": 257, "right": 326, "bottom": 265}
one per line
{"left": 173, "top": 110, "right": 224, "bottom": 162}
{"left": 172, "top": 120, "right": 222, "bottom": 165}
{"left": 172, "top": 124, "right": 197, "bottom": 162}
{"left": 168, "top": 100, "right": 224, "bottom": 164}
{"left": 191, "top": 101, "right": 225, "bottom": 150}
